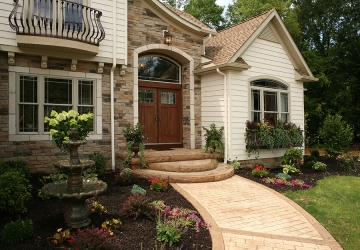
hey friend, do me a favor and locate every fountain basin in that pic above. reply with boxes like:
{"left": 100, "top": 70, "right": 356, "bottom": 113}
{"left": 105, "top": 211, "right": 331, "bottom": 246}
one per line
{"left": 42, "top": 180, "right": 107, "bottom": 228}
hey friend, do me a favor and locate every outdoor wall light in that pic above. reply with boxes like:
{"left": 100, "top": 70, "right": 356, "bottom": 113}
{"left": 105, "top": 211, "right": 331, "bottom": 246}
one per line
{"left": 163, "top": 30, "right": 172, "bottom": 45}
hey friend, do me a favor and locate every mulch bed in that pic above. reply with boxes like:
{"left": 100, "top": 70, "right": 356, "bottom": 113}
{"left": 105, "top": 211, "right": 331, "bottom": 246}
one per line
{"left": 1, "top": 156, "right": 359, "bottom": 249}
{"left": 0, "top": 173, "right": 212, "bottom": 250}
{"left": 234, "top": 156, "right": 360, "bottom": 193}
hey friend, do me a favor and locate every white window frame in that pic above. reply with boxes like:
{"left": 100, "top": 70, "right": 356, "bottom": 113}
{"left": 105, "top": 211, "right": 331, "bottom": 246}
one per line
{"left": 9, "top": 66, "right": 102, "bottom": 142}
{"left": 250, "top": 79, "right": 289, "bottom": 123}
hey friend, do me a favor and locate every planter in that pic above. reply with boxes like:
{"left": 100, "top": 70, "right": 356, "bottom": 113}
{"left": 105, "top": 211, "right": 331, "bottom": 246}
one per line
{"left": 131, "top": 142, "right": 140, "bottom": 158}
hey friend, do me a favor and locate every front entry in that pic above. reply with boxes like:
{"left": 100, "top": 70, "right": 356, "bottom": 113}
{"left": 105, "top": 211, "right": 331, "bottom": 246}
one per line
{"left": 138, "top": 81, "right": 182, "bottom": 148}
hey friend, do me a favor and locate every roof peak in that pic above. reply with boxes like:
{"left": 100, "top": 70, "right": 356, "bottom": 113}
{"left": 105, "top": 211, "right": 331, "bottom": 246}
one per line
{"left": 219, "top": 9, "right": 275, "bottom": 34}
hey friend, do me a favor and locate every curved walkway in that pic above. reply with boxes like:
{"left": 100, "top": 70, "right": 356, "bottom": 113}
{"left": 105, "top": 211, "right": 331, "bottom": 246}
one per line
{"left": 172, "top": 175, "right": 343, "bottom": 250}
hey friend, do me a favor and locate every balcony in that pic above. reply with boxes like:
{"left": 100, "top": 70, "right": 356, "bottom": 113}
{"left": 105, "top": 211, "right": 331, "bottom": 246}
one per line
{"left": 9, "top": 0, "right": 105, "bottom": 55}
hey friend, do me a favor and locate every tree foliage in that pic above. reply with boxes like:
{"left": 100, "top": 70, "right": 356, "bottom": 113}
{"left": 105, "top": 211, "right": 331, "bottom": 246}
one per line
{"left": 184, "top": 0, "right": 226, "bottom": 30}
{"left": 296, "top": 0, "right": 360, "bottom": 143}
{"left": 159, "top": 0, "right": 190, "bottom": 10}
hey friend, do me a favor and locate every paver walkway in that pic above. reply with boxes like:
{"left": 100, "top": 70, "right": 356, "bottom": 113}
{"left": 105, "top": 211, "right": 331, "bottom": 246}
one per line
{"left": 172, "top": 175, "right": 343, "bottom": 250}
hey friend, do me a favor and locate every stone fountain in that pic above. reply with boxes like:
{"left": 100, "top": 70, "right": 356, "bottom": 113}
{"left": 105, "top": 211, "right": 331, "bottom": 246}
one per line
{"left": 42, "top": 128, "right": 107, "bottom": 228}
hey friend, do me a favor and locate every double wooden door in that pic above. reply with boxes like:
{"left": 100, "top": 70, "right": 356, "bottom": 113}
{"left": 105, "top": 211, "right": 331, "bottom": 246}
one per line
{"left": 138, "top": 81, "right": 182, "bottom": 147}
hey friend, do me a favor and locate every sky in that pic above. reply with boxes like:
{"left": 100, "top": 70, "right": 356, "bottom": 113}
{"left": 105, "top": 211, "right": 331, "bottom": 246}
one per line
{"left": 216, "top": 0, "right": 233, "bottom": 8}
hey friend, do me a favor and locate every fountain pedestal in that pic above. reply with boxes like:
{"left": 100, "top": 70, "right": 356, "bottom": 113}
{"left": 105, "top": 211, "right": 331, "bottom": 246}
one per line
{"left": 41, "top": 128, "right": 107, "bottom": 228}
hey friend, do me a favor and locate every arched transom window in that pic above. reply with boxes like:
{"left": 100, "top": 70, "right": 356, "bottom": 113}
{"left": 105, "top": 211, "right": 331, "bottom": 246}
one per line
{"left": 138, "top": 56, "right": 180, "bottom": 83}
{"left": 250, "top": 79, "right": 289, "bottom": 123}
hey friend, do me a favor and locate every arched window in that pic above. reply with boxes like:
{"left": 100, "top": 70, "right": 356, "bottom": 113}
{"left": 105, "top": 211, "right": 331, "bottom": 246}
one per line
{"left": 250, "top": 79, "right": 289, "bottom": 123}
{"left": 138, "top": 56, "right": 180, "bottom": 83}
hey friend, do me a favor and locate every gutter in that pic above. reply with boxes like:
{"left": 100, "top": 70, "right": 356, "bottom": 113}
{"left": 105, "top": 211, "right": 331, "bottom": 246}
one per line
{"left": 110, "top": 0, "right": 117, "bottom": 170}
{"left": 216, "top": 68, "right": 228, "bottom": 163}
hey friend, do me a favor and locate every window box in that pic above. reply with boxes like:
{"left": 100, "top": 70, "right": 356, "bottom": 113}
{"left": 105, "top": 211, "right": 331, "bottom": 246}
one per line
{"left": 245, "top": 120, "right": 303, "bottom": 155}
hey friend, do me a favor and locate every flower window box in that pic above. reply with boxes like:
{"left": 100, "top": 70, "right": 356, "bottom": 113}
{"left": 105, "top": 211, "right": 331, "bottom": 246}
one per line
{"left": 245, "top": 120, "right": 303, "bottom": 155}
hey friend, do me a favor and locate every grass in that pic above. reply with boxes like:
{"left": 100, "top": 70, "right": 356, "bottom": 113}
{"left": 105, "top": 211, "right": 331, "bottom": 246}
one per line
{"left": 284, "top": 176, "right": 360, "bottom": 250}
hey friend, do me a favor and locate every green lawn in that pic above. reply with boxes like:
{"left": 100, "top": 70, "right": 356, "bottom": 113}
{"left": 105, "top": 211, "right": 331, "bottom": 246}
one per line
{"left": 284, "top": 176, "right": 360, "bottom": 250}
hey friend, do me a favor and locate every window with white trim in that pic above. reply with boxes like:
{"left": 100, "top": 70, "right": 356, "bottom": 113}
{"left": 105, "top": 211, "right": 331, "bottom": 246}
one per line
{"left": 250, "top": 79, "right": 289, "bottom": 123}
{"left": 17, "top": 74, "right": 94, "bottom": 134}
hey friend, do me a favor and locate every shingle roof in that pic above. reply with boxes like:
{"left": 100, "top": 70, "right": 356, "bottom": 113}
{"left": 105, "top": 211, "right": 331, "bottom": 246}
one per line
{"left": 205, "top": 9, "right": 274, "bottom": 66}
{"left": 163, "top": 4, "right": 212, "bottom": 31}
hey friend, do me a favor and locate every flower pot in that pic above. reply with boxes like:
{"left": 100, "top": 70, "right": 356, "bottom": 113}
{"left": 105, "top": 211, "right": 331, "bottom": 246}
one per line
{"left": 131, "top": 142, "right": 140, "bottom": 158}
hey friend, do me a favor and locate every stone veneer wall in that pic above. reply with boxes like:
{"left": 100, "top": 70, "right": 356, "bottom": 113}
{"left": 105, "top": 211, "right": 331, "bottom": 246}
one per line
{"left": 0, "top": 1, "right": 206, "bottom": 172}
{"left": 0, "top": 52, "right": 113, "bottom": 173}
{"left": 237, "top": 157, "right": 282, "bottom": 169}
{"left": 126, "top": 0, "right": 204, "bottom": 149}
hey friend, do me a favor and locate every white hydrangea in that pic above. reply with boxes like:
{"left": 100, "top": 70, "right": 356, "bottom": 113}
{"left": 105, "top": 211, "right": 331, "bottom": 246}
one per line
{"left": 49, "top": 119, "right": 59, "bottom": 126}
{"left": 56, "top": 112, "right": 67, "bottom": 121}
{"left": 68, "top": 110, "right": 79, "bottom": 118}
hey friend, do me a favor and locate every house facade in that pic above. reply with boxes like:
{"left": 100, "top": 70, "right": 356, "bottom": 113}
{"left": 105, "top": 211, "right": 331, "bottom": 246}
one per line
{"left": 0, "top": 0, "right": 316, "bottom": 173}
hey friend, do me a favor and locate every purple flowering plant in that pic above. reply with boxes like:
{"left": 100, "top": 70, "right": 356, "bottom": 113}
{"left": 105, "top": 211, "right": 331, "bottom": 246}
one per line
{"left": 262, "top": 177, "right": 312, "bottom": 189}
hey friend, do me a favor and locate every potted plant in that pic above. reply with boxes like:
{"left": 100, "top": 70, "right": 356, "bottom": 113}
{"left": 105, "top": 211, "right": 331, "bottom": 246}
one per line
{"left": 44, "top": 110, "right": 93, "bottom": 151}
{"left": 203, "top": 123, "right": 224, "bottom": 158}
{"left": 123, "top": 123, "right": 147, "bottom": 168}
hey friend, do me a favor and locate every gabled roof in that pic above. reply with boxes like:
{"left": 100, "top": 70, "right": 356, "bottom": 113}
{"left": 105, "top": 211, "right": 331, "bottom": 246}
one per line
{"left": 142, "top": 0, "right": 217, "bottom": 36}
{"left": 200, "top": 9, "right": 317, "bottom": 80}
{"left": 205, "top": 10, "right": 273, "bottom": 66}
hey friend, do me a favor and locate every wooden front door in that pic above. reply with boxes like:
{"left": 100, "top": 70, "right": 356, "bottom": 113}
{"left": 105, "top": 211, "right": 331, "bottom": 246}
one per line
{"left": 138, "top": 81, "right": 182, "bottom": 148}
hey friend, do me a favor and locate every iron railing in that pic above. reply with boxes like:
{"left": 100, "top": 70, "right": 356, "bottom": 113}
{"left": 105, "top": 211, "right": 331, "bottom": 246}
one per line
{"left": 9, "top": 0, "right": 105, "bottom": 46}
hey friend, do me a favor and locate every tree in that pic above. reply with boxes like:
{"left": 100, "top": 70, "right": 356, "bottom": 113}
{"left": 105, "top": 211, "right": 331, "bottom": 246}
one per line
{"left": 295, "top": 0, "right": 360, "bottom": 142}
{"left": 159, "top": 0, "right": 190, "bottom": 10}
{"left": 319, "top": 114, "right": 353, "bottom": 157}
{"left": 226, "top": 0, "right": 292, "bottom": 25}
{"left": 225, "top": 0, "right": 300, "bottom": 41}
{"left": 184, "top": 0, "right": 226, "bottom": 30}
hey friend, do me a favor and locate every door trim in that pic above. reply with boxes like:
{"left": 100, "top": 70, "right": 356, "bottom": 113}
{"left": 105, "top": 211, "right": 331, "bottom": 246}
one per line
{"left": 133, "top": 47, "right": 195, "bottom": 149}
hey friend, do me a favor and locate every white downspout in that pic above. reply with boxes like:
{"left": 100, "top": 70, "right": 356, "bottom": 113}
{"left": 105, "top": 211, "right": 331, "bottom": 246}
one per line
{"left": 216, "top": 68, "right": 228, "bottom": 163}
{"left": 110, "top": 0, "right": 117, "bottom": 170}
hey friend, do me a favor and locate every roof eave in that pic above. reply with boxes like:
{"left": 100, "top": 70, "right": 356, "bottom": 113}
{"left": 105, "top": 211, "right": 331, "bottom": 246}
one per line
{"left": 194, "top": 62, "right": 251, "bottom": 75}
{"left": 295, "top": 75, "right": 319, "bottom": 82}
{"left": 142, "top": 0, "right": 217, "bottom": 36}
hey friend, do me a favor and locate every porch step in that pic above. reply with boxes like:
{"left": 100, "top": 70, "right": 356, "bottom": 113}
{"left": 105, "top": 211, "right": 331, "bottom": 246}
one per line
{"left": 116, "top": 148, "right": 215, "bottom": 165}
{"left": 132, "top": 163, "right": 234, "bottom": 183}
{"left": 148, "top": 159, "right": 218, "bottom": 172}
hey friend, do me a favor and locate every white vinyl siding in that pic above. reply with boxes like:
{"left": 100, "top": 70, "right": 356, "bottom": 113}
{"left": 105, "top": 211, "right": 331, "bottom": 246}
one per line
{"left": 0, "top": 0, "right": 127, "bottom": 63}
{"left": 228, "top": 38, "right": 304, "bottom": 161}
{"left": 200, "top": 73, "right": 225, "bottom": 146}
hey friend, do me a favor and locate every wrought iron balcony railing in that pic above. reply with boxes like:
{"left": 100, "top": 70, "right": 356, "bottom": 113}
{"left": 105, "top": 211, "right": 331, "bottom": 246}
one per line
{"left": 9, "top": 0, "right": 105, "bottom": 46}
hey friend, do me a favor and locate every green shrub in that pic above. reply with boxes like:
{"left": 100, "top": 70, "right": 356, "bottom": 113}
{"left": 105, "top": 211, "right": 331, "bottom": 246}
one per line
{"left": 310, "top": 150, "right": 320, "bottom": 158}
{"left": 312, "top": 162, "right": 327, "bottom": 171}
{"left": 131, "top": 184, "right": 146, "bottom": 195}
{"left": 67, "top": 226, "right": 121, "bottom": 250}
{"left": 203, "top": 123, "right": 224, "bottom": 157}
{"left": 282, "top": 165, "right": 300, "bottom": 174}
{"left": 307, "top": 155, "right": 317, "bottom": 163}
{"left": 114, "top": 168, "right": 137, "bottom": 186}
{"left": 0, "top": 171, "right": 32, "bottom": 214}
{"left": 89, "top": 152, "right": 107, "bottom": 176}
{"left": 275, "top": 173, "right": 292, "bottom": 180}
{"left": 156, "top": 219, "right": 183, "bottom": 247}
{"left": 39, "top": 172, "right": 68, "bottom": 185}
{"left": 0, "top": 160, "right": 30, "bottom": 178}
{"left": 0, "top": 219, "right": 33, "bottom": 245}
{"left": 280, "top": 147, "right": 302, "bottom": 166}
{"left": 337, "top": 153, "right": 359, "bottom": 171}
{"left": 319, "top": 114, "right": 353, "bottom": 158}
{"left": 121, "top": 194, "right": 154, "bottom": 220}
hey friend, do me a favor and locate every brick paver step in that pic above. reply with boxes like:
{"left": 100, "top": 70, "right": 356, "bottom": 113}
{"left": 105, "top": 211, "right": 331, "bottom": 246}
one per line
{"left": 133, "top": 163, "right": 234, "bottom": 183}
{"left": 148, "top": 159, "right": 218, "bottom": 172}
